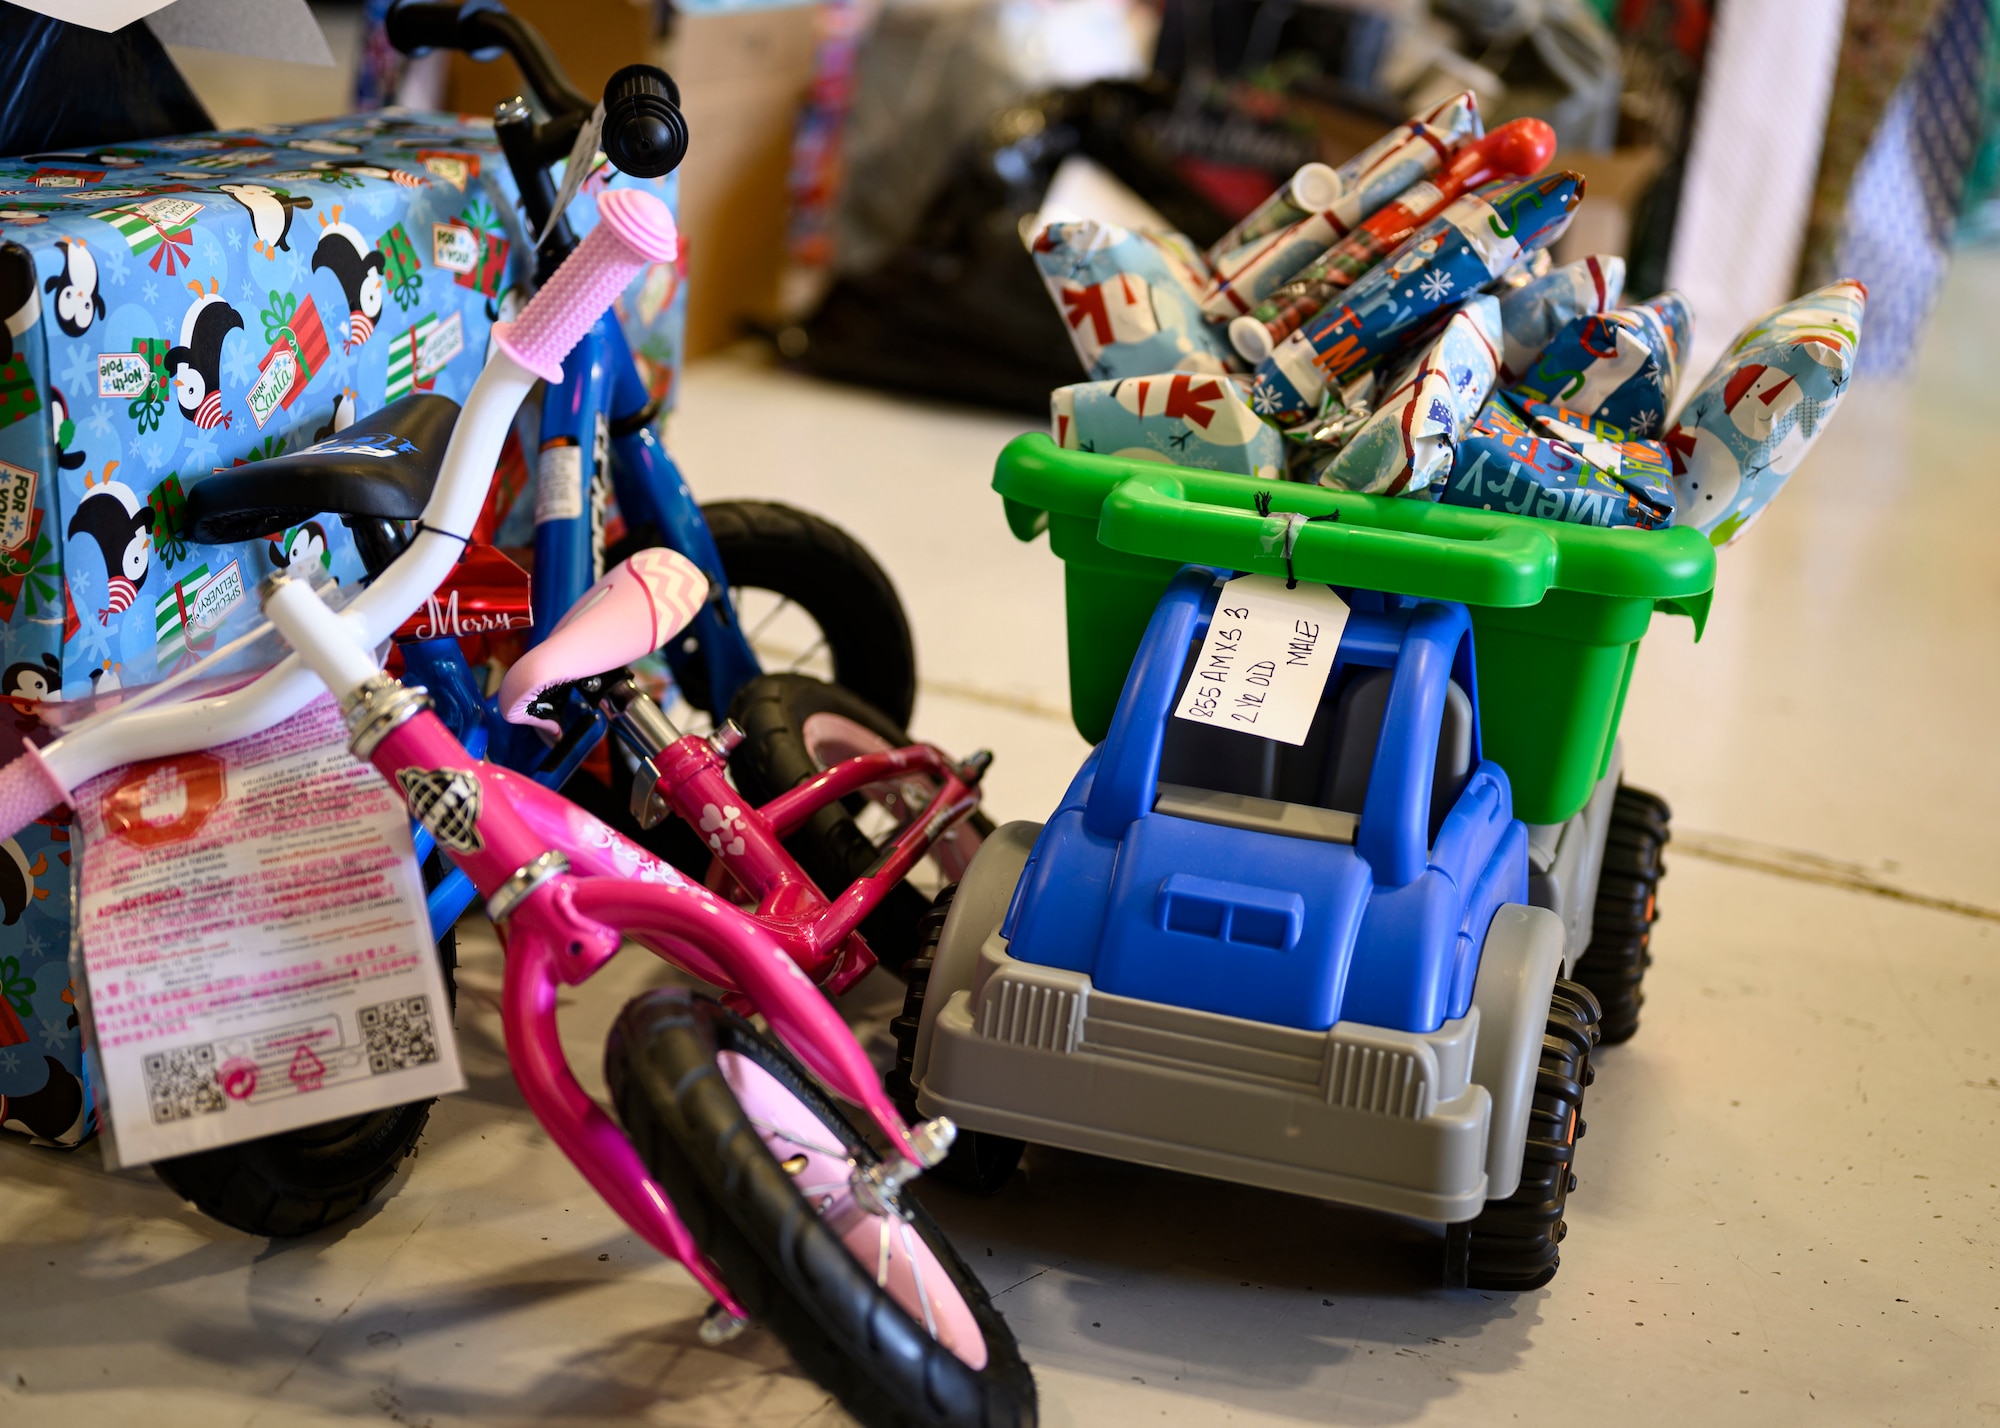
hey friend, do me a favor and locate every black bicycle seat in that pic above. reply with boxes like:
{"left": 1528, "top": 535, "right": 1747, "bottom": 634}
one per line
{"left": 186, "top": 393, "right": 461, "bottom": 542}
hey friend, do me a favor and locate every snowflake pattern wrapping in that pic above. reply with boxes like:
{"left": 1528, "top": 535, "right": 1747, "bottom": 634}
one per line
{"left": 1308, "top": 295, "right": 1502, "bottom": 497}
{"left": 1510, "top": 290, "right": 1692, "bottom": 436}
{"left": 1248, "top": 171, "right": 1584, "bottom": 426}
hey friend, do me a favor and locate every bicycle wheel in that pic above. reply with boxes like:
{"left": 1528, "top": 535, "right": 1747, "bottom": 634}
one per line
{"left": 151, "top": 854, "right": 458, "bottom": 1237}
{"left": 612, "top": 499, "right": 916, "bottom": 728}
{"left": 608, "top": 990, "right": 1035, "bottom": 1428}
{"left": 728, "top": 673, "right": 991, "bottom": 974}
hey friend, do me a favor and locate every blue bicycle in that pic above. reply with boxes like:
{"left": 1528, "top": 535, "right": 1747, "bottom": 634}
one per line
{"left": 166, "top": 2, "right": 925, "bottom": 1237}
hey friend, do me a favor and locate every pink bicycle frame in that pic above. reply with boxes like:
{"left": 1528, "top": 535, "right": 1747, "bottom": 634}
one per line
{"left": 367, "top": 700, "right": 932, "bottom": 1317}
{"left": 636, "top": 718, "right": 985, "bottom": 995}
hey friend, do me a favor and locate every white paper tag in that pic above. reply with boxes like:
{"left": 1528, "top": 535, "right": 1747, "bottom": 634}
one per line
{"left": 74, "top": 695, "right": 461, "bottom": 1168}
{"left": 535, "top": 441, "right": 584, "bottom": 524}
{"left": 1175, "top": 575, "right": 1349, "bottom": 747}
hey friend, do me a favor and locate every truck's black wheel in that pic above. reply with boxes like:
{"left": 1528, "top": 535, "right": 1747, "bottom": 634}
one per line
{"left": 1571, "top": 783, "right": 1670, "bottom": 1044}
{"left": 152, "top": 854, "right": 458, "bottom": 1237}
{"left": 728, "top": 675, "right": 991, "bottom": 975}
{"left": 886, "top": 886, "right": 1025, "bottom": 1196}
{"left": 1444, "top": 979, "right": 1600, "bottom": 1292}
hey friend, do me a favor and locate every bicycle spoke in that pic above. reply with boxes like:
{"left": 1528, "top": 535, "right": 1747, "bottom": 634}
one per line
{"left": 903, "top": 1221, "right": 940, "bottom": 1341}
{"left": 784, "top": 635, "right": 828, "bottom": 673}
{"left": 745, "top": 596, "right": 795, "bottom": 646}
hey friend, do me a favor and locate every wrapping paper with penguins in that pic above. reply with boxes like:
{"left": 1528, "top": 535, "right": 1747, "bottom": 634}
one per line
{"left": 0, "top": 112, "right": 686, "bottom": 1146}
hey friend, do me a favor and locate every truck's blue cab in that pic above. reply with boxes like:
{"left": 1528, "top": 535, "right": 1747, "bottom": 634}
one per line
{"left": 1001, "top": 565, "right": 1528, "bottom": 1035}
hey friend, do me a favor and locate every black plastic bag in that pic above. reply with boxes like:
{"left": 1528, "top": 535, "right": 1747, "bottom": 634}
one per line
{"left": 0, "top": 2, "right": 212, "bottom": 160}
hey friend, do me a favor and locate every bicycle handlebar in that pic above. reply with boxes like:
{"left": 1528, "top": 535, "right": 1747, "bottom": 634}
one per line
{"left": 386, "top": 1, "right": 687, "bottom": 180}
{"left": 387, "top": 0, "right": 593, "bottom": 117}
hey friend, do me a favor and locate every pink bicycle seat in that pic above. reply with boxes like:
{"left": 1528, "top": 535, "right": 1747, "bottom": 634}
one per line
{"left": 499, "top": 547, "right": 709, "bottom": 734}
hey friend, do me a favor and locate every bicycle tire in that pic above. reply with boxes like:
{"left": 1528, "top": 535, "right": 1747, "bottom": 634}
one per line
{"left": 727, "top": 673, "right": 992, "bottom": 974}
{"left": 151, "top": 854, "right": 459, "bottom": 1237}
{"left": 607, "top": 989, "right": 1036, "bottom": 1428}
{"left": 612, "top": 499, "right": 916, "bottom": 728}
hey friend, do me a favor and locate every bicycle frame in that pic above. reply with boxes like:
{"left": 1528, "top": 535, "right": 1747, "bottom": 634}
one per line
{"left": 349, "top": 689, "right": 928, "bottom": 1319}
{"left": 599, "top": 675, "right": 986, "bottom": 994}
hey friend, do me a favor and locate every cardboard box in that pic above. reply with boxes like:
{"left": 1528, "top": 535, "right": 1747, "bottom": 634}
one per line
{"left": 0, "top": 113, "right": 682, "bottom": 1145}
{"left": 660, "top": 4, "right": 821, "bottom": 355}
{"left": 1550, "top": 146, "right": 1666, "bottom": 266}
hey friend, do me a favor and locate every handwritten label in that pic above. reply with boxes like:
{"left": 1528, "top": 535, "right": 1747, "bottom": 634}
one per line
{"left": 75, "top": 696, "right": 461, "bottom": 1168}
{"left": 1175, "top": 575, "right": 1348, "bottom": 747}
{"left": 431, "top": 222, "right": 480, "bottom": 274}
{"left": 414, "top": 310, "right": 463, "bottom": 380}
{"left": 0, "top": 459, "right": 37, "bottom": 552}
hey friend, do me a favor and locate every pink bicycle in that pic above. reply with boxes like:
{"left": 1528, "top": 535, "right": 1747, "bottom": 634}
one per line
{"left": 0, "top": 190, "right": 1033, "bottom": 1428}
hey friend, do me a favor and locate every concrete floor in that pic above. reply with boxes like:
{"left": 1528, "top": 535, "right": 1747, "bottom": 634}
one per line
{"left": 5, "top": 246, "right": 2000, "bottom": 1425}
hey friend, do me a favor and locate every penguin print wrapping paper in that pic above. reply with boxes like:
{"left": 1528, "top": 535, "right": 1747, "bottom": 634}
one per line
{"left": 0, "top": 112, "right": 686, "bottom": 1146}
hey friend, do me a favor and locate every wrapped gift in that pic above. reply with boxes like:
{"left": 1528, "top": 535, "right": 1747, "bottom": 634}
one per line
{"left": 1027, "top": 218, "right": 1236, "bottom": 381}
{"left": 1248, "top": 171, "right": 1584, "bottom": 425}
{"left": 0, "top": 112, "right": 685, "bottom": 1146}
{"left": 1664, "top": 280, "right": 1866, "bottom": 545}
{"left": 1051, "top": 372, "right": 1284, "bottom": 480}
{"left": 1201, "top": 91, "right": 1485, "bottom": 321}
{"left": 1440, "top": 391, "right": 1675, "bottom": 529}
{"left": 1308, "top": 294, "right": 1502, "bottom": 497}
{"left": 1496, "top": 254, "right": 1624, "bottom": 383}
{"left": 1510, "top": 290, "right": 1691, "bottom": 436}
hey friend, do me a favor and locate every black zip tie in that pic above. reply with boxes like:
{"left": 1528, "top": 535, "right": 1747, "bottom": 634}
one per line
{"left": 1254, "top": 490, "right": 1339, "bottom": 589}
{"left": 416, "top": 522, "right": 472, "bottom": 547}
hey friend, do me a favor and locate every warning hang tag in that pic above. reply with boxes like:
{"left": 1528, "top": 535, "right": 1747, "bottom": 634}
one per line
{"left": 1175, "top": 574, "right": 1350, "bottom": 747}
{"left": 73, "top": 695, "right": 462, "bottom": 1169}
{"left": 535, "top": 101, "right": 607, "bottom": 251}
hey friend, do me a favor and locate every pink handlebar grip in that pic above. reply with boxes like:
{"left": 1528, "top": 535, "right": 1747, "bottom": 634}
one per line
{"left": 0, "top": 743, "right": 68, "bottom": 840}
{"left": 493, "top": 188, "right": 679, "bottom": 383}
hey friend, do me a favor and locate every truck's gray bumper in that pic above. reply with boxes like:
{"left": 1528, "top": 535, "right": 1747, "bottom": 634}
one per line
{"left": 917, "top": 933, "right": 1495, "bottom": 1223}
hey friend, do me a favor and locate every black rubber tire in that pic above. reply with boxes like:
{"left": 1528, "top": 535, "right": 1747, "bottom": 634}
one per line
{"left": 612, "top": 500, "right": 916, "bottom": 728}
{"left": 151, "top": 855, "right": 459, "bottom": 1237}
{"left": 1570, "top": 783, "right": 1670, "bottom": 1045}
{"left": 728, "top": 674, "right": 992, "bottom": 975}
{"left": 607, "top": 989, "right": 1037, "bottom": 1428}
{"left": 886, "top": 886, "right": 1025, "bottom": 1196}
{"left": 1444, "top": 979, "right": 1601, "bottom": 1292}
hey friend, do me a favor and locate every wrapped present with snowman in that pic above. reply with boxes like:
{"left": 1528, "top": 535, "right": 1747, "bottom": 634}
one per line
{"left": 1023, "top": 89, "right": 1867, "bottom": 548}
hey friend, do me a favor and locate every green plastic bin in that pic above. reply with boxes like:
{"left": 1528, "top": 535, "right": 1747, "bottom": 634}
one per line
{"left": 994, "top": 434, "right": 1718, "bottom": 826}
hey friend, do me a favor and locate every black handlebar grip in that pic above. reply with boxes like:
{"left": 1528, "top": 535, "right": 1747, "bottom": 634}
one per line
{"left": 601, "top": 64, "right": 689, "bottom": 180}
{"left": 386, "top": 0, "right": 512, "bottom": 60}
{"left": 385, "top": 1, "right": 470, "bottom": 55}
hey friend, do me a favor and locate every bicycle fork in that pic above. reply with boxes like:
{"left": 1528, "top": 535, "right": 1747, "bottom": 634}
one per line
{"left": 594, "top": 675, "right": 991, "bottom": 995}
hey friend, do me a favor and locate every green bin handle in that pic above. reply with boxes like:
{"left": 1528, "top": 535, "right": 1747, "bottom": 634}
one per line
{"left": 995, "top": 434, "right": 1717, "bottom": 631}
{"left": 1100, "top": 468, "right": 1564, "bottom": 608}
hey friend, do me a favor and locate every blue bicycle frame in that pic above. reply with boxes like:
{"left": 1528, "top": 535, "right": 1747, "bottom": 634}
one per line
{"left": 406, "top": 313, "right": 763, "bottom": 937}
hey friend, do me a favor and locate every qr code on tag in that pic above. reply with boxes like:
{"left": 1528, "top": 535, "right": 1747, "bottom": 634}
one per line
{"left": 143, "top": 1043, "right": 225, "bottom": 1124}
{"left": 360, "top": 996, "right": 440, "bottom": 1073}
